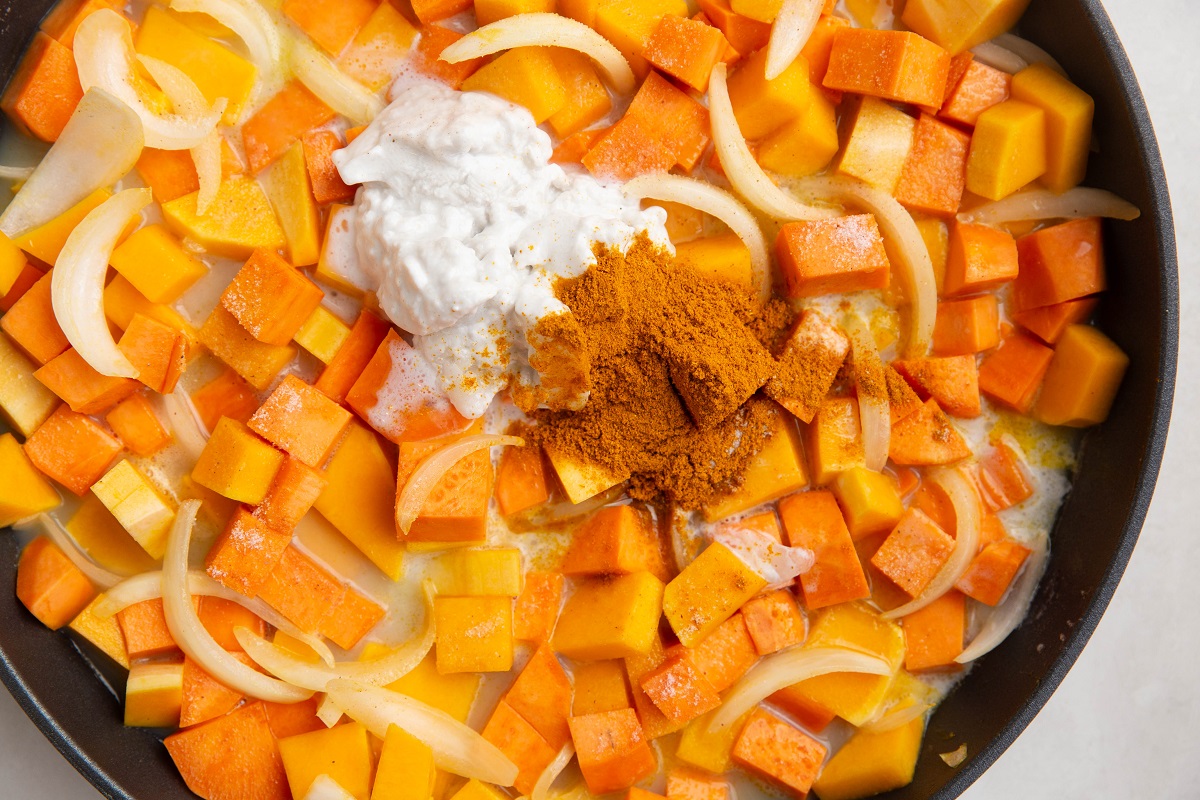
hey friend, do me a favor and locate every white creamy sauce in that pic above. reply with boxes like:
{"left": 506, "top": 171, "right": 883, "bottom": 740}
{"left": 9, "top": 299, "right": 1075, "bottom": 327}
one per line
{"left": 328, "top": 79, "right": 669, "bottom": 418}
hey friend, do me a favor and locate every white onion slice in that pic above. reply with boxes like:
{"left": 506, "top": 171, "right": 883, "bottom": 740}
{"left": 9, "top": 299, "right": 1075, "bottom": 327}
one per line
{"left": 521, "top": 484, "right": 625, "bottom": 527}
{"left": 798, "top": 175, "right": 937, "bottom": 357}
{"left": 969, "top": 41, "right": 1027, "bottom": 75}
{"left": 170, "top": 0, "right": 284, "bottom": 75}
{"left": 623, "top": 174, "right": 771, "bottom": 303}
{"left": 75, "top": 10, "right": 224, "bottom": 150}
{"left": 956, "top": 533, "right": 1048, "bottom": 663}
{"left": 765, "top": 0, "right": 823, "bottom": 80}
{"left": 940, "top": 744, "right": 968, "bottom": 768}
{"left": 861, "top": 701, "right": 931, "bottom": 734}
{"left": 290, "top": 37, "right": 383, "bottom": 125}
{"left": 0, "top": 88, "right": 142, "bottom": 239}
{"left": 991, "top": 33, "right": 1068, "bottom": 77}
{"left": 440, "top": 13, "right": 636, "bottom": 95}
{"left": 17, "top": 515, "right": 125, "bottom": 589}
{"left": 958, "top": 187, "right": 1140, "bottom": 226}
{"left": 710, "top": 527, "right": 813, "bottom": 591}
{"left": 708, "top": 647, "right": 892, "bottom": 731}
{"left": 52, "top": 188, "right": 150, "bottom": 378}
{"left": 304, "top": 775, "right": 357, "bottom": 800}
{"left": 530, "top": 744, "right": 575, "bottom": 800}
{"left": 0, "top": 165, "right": 34, "bottom": 181}
{"left": 237, "top": 628, "right": 338, "bottom": 690}
{"left": 316, "top": 694, "right": 345, "bottom": 727}
{"left": 138, "top": 56, "right": 223, "bottom": 215}
{"left": 326, "top": 678, "right": 520, "bottom": 786}
{"left": 398, "top": 436, "right": 524, "bottom": 535}
{"left": 708, "top": 63, "right": 836, "bottom": 222}
{"left": 843, "top": 314, "right": 890, "bottom": 471}
{"left": 884, "top": 466, "right": 982, "bottom": 620}
{"left": 163, "top": 501, "right": 318, "bottom": 702}
{"left": 159, "top": 388, "right": 210, "bottom": 460}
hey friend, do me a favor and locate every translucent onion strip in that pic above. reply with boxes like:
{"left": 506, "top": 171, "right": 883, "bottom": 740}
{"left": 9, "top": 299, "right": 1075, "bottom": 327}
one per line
{"left": 843, "top": 314, "right": 890, "bottom": 471}
{"left": 530, "top": 744, "right": 575, "bottom": 800}
{"left": 623, "top": 174, "right": 771, "bottom": 303}
{"left": 170, "top": 0, "right": 284, "bottom": 75}
{"left": 398, "top": 436, "right": 524, "bottom": 535}
{"left": 19, "top": 515, "right": 125, "bottom": 589}
{"left": 765, "top": 0, "right": 823, "bottom": 80}
{"left": 237, "top": 628, "right": 338, "bottom": 691}
{"left": 440, "top": 13, "right": 635, "bottom": 95}
{"left": 0, "top": 88, "right": 143, "bottom": 239}
{"left": 991, "top": 33, "right": 1068, "bottom": 77}
{"left": 290, "top": 37, "right": 383, "bottom": 125}
{"left": 326, "top": 678, "right": 520, "bottom": 786}
{"left": 0, "top": 165, "right": 34, "bottom": 181}
{"left": 956, "top": 533, "right": 1049, "bottom": 663}
{"left": 884, "top": 466, "right": 982, "bottom": 620}
{"left": 164, "top": 502, "right": 314, "bottom": 702}
{"left": 52, "top": 188, "right": 151, "bottom": 378}
{"left": 861, "top": 701, "right": 931, "bottom": 734}
{"left": 75, "top": 10, "right": 224, "bottom": 150}
{"left": 969, "top": 41, "right": 1027, "bottom": 74}
{"left": 138, "top": 56, "right": 222, "bottom": 215}
{"left": 160, "top": 388, "right": 210, "bottom": 460}
{"left": 305, "top": 775, "right": 356, "bottom": 800}
{"left": 958, "top": 187, "right": 1140, "bottom": 226}
{"left": 798, "top": 175, "right": 937, "bottom": 356}
{"left": 710, "top": 527, "right": 813, "bottom": 591}
{"left": 709, "top": 64, "right": 836, "bottom": 223}
{"left": 708, "top": 647, "right": 892, "bottom": 731}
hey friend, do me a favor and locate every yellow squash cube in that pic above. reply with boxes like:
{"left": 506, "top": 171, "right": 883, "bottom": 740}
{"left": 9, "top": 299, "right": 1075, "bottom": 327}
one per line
{"left": 433, "top": 548, "right": 523, "bottom": 596}
{"left": 67, "top": 495, "right": 158, "bottom": 577}
{"left": 338, "top": 2, "right": 419, "bottom": 91}
{"left": 104, "top": 275, "right": 197, "bottom": 344}
{"left": 475, "top": 0, "right": 555, "bottom": 25}
{"left": 806, "top": 397, "right": 866, "bottom": 486}
{"left": 727, "top": 49, "right": 817, "bottom": 141}
{"left": 547, "top": 48, "right": 613, "bottom": 139}
{"left": 435, "top": 596, "right": 514, "bottom": 673}
{"left": 373, "top": 724, "right": 436, "bottom": 800}
{"left": 704, "top": 405, "right": 808, "bottom": 521}
{"left": 450, "top": 780, "right": 508, "bottom": 800}
{"left": 15, "top": 189, "right": 110, "bottom": 265}
{"left": 369, "top": 651, "right": 480, "bottom": 722}
{"left": 731, "top": 0, "right": 783, "bottom": 23}
{"left": 812, "top": 716, "right": 925, "bottom": 800}
{"left": 676, "top": 709, "right": 751, "bottom": 773}
{"left": 314, "top": 422, "right": 406, "bottom": 580}
{"left": 663, "top": 543, "right": 767, "bottom": 646}
{"left": 278, "top": 722, "right": 374, "bottom": 800}
{"left": 1035, "top": 324, "right": 1129, "bottom": 427}
{"left": 675, "top": 233, "right": 754, "bottom": 289}
{"left": 135, "top": 7, "right": 256, "bottom": 123}
{"left": 109, "top": 224, "right": 208, "bottom": 304}
{"left": 1011, "top": 63, "right": 1095, "bottom": 193}
{"left": 835, "top": 96, "right": 917, "bottom": 194}
{"left": 559, "top": 0, "right": 601, "bottom": 25}
{"left": 191, "top": 417, "right": 286, "bottom": 505}
{"left": 91, "top": 460, "right": 176, "bottom": 560}
{"left": 757, "top": 91, "right": 839, "bottom": 178}
{"left": 833, "top": 467, "right": 904, "bottom": 540}
{"left": 294, "top": 306, "right": 351, "bottom": 364}
{"left": 68, "top": 596, "right": 129, "bottom": 669}
{"left": 0, "top": 232, "right": 24, "bottom": 295}
{"left": 0, "top": 333, "right": 58, "bottom": 437}
{"left": 966, "top": 100, "right": 1047, "bottom": 201}
{"left": 902, "top": 0, "right": 1032, "bottom": 54}
{"left": 161, "top": 176, "right": 286, "bottom": 260}
{"left": 553, "top": 572, "right": 664, "bottom": 660}
{"left": 461, "top": 47, "right": 567, "bottom": 125}
{"left": 594, "top": 0, "right": 689, "bottom": 78}
{"left": 262, "top": 142, "right": 321, "bottom": 267}
{"left": 544, "top": 443, "right": 630, "bottom": 505}
{"left": 124, "top": 662, "right": 183, "bottom": 727}
{"left": 573, "top": 660, "right": 632, "bottom": 716}
{"left": 790, "top": 603, "right": 905, "bottom": 726}
{"left": 0, "top": 433, "right": 60, "bottom": 526}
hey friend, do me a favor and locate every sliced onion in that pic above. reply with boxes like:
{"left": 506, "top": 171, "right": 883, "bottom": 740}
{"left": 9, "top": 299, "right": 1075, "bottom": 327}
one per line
{"left": 96, "top": 568, "right": 335, "bottom": 666}
{"left": 160, "top": 388, "right": 210, "bottom": 460}
{"left": 304, "top": 775, "right": 357, "bottom": 800}
{"left": 0, "top": 88, "right": 143, "bottom": 239}
{"left": 170, "top": 0, "right": 284, "bottom": 76}
{"left": 316, "top": 693, "right": 345, "bottom": 727}
{"left": 0, "top": 165, "right": 34, "bottom": 181}
{"left": 861, "top": 700, "right": 931, "bottom": 734}
{"left": 530, "top": 744, "right": 575, "bottom": 800}
{"left": 238, "top": 629, "right": 338, "bottom": 690}
{"left": 956, "top": 533, "right": 1048, "bottom": 663}
{"left": 884, "top": 466, "right": 982, "bottom": 620}
{"left": 708, "top": 64, "right": 836, "bottom": 222}
{"left": 623, "top": 174, "right": 771, "bottom": 303}
{"left": 710, "top": 527, "right": 813, "bottom": 591}
{"left": 765, "top": 0, "right": 823, "bottom": 80}
{"left": 969, "top": 41, "right": 1027, "bottom": 75}
{"left": 326, "top": 678, "right": 520, "bottom": 786}
{"left": 957, "top": 187, "right": 1140, "bottom": 226}
{"left": 991, "top": 33, "right": 1068, "bottom": 77}
{"left": 139, "top": 55, "right": 222, "bottom": 215}
{"left": 53, "top": 188, "right": 151, "bottom": 378}
{"left": 844, "top": 314, "right": 890, "bottom": 471}
{"left": 521, "top": 484, "right": 625, "bottom": 527}
{"left": 18, "top": 515, "right": 124, "bottom": 589}
{"left": 75, "top": 10, "right": 224, "bottom": 150}
{"left": 440, "top": 13, "right": 635, "bottom": 95}
{"left": 708, "top": 647, "right": 891, "bottom": 732}
{"left": 798, "top": 175, "right": 937, "bottom": 357}
{"left": 940, "top": 744, "right": 968, "bottom": 768}
{"left": 163, "top": 501, "right": 317, "bottom": 702}
{"left": 398, "top": 436, "right": 524, "bottom": 535}
{"left": 290, "top": 37, "right": 383, "bottom": 125}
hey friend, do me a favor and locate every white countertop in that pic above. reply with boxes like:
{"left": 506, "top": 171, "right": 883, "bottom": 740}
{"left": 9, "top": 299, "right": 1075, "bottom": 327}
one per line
{"left": 2, "top": 0, "right": 1197, "bottom": 796}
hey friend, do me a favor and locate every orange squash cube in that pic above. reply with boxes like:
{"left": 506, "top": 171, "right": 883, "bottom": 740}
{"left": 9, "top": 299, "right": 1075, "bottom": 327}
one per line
{"left": 461, "top": 47, "right": 568, "bottom": 125}
{"left": 546, "top": 48, "right": 612, "bottom": 139}
{"left": 800, "top": 13, "right": 849, "bottom": 90}
{"left": 180, "top": 655, "right": 250, "bottom": 728}
{"left": 396, "top": 434, "right": 493, "bottom": 543}
{"left": 256, "top": 546, "right": 346, "bottom": 634}
{"left": 977, "top": 441, "right": 1034, "bottom": 511}
{"left": 1013, "top": 217, "right": 1105, "bottom": 312}
{"left": 685, "top": 613, "right": 759, "bottom": 693}
{"left": 1, "top": 270, "right": 69, "bottom": 365}
{"left": 562, "top": 505, "right": 666, "bottom": 578}
{"left": 221, "top": 249, "right": 325, "bottom": 346}
{"left": 302, "top": 130, "right": 355, "bottom": 206}
{"left": 117, "top": 598, "right": 177, "bottom": 659}
{"left": 902, "top": 589, "right": 965, "bottom": 670}
{"left": 191, "top": 368, "right": 259, "bottom": 433}
{"left": 575, "top": 661, "right": 634, "bottom": 716}
{"left": 824, "top": 29, "right": 951, "bottom": 108}
{"left": 776, "top": 215, "right": 890, "bottom": 299}
{"left": 569, "top": 708, "right": 658, "bottom": 795}
{"left": 955, "top": 539, "right": 1031, "bottom": 606}
{"left": 666, "top": 766, "right": 730, "bottom": 800}
{"left": 1, "top": 33, "right": 82, "bottom": 142}
{"left": 413, "top": 25, "right": 483, "bottom": 88}
{"left": 805, "top": 397, "right": 866, "bottom": 486}
{"left": 411, "top": 0, "right": 473, "bottom": 24}
{"left": 494, "top": 444, "right": 549, "bottom": 516}
{"left": 763, "top": 310, "right": 850, "bottom": 424}
{"left": 248, "top": 375, "right": 352, "bottom": 468}
{"left": 890, "top": 368, "right": 931, "bottom": 427}
{"left": 198, "top": 306, "right": 297, "bottom": 392}
{"left": 892, "top": 355, "right": 981, "bottom": 419}
{"left": 482, "top": 701, "right": 557, "bottom": 795}
{"left": 644, "top": 15, "right": 729, "bottom": 92}
{"left": 889, "top": 398, "right": 972, "bottom": 465}
{"left": 34, "top": 349, "right": 140, "bottom": 415}
{"left": 242, "top": 81, "right": 335, "bottom": 175}
{"left": 944, "top": 220, "right": 1019, "bottom": 296}
{"left": 978, "top": 332, "right": 1054, "bottom": 413}
{"left": 779, "top": 490, "right": 870, "bottom": 610}
{"left": 740, "top": 589, "right": 806, "bottom": 655}
{"left": 118, "top": 313, "right": 188, "bottom": 394}
{"left": 106, "top": 393, "right": 172, "bottom": 457}
{"left": 640, "top": 649, "right": 722, "bottom": 724}
{"left": 17, "top": 537, "right": 96, "bottom": 630}
{"left": 504, "top": 643, "right": 574, "bottom": 748}
{"left": 254, "top": 457, "right": 327, "bottom": 532}
{"left": 731, "top": 707, "right": 826, "bottom": 795}
{"left": 281, "top": 0, "right": 378, "bottom": 55}
{"left": 164, "top": 703, "right": 288, "bottom": 800}
{"left": 25, "top": 405, "right": 123, "bottom": 496}
{"left": 941, "top": 59, "right": 1011, "bottom": 128}
{"left": 1012, "top": 296, "right": 1099, "bottom": 345}
{"left": 895, "top": 114, "right": 971, "bottom": 217}
{"left": 870, "top": 508, "right": 956, "bottom": 597}
{"left": 694, "top": 0, "right": 770, "bottom": 56}
{"left": 932, "top": 295, "right": 1000, "bottom": 356}
{"left": 205, "top": 507, "right": 293, "bottom": 597}
{"left": 320, "top": 587, "right": 386, "bottom": 650}
{"left": 314, "top": 308, "right": 390, "bottom": 404}
{"left": 514, "top": 571, "right": 564, "bottom": 643}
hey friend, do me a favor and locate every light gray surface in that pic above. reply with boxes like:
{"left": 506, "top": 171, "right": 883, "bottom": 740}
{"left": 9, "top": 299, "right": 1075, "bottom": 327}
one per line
{"left": 1, "top": 0, "right": 1197, "bottom": 797}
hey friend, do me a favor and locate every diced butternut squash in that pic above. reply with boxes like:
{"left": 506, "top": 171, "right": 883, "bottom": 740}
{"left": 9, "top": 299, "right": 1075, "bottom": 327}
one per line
{"left": 197, "top": 595, "right": 266, "bottom": 652}
{"left": 563, "top": 505, "right": 666, "bottom": 578}
{"left": 574, "top": 660, "right": 633, "bottom": 716}
{"left": 695, "top": 0, "right": 770, "bottom": 55}
{"left": 249, "top": 375, "right": 352, "bottom": 467}
{"left": 1013, "top": 297, "right": 1099, "bottom": 345}
{"left": 103, "top": 275, "right": 197, "bottom": 345}
{"left": 118, "top": 314, "right": 188, "bottom": 394}
{"left": 15, "top": 188, "right": 113, "bottom": 265}
{"left": 675, "top": 709, "right": 748, "bottom": 774}
{"left": 199, "top": 306, "right": 297, "bottom": 392}
{"left": 321, "top": 586, "right": 386, "bottom": 650}
{"left": 135, "top": 148, "right": 203, "bottom": 205}
{"left": 303, "top": 130, "right": 356, "bottom": 206}
{"left": 978, "top": 332, "right": 1054, "bottom": 413}
{"left": 727, "top": 48, "right": 816, "bottom": 141}
{"left": 91, "top": 460, "right": 176, "bottom": 559}
{"left": 110, "top": 224, "right": 208, "bottom": 303}
{"left": 955, "top": 539, "right": 1031, "bottom": 605}
{"left": 412, "top": 0, "right": 473, "bottom": 24}
{"left": 1, "top": 270, "right": 69, "bottom": 365}
{"left": 941, "top": 59, "right": 1010, "bottom": 128}
{"left": 447, "top": 780, "right": 507, "bottom": 800}
{"left": 432, "top": 548, "right": 523, "bottom": 596}
{"left": 569, "top": 708, "right": 657, "bottom": 795}
{"left": 553, "top": 572, "right": 664, "bottom": 660}
{"left": 544, "top": 443, "right": 631, "bottom": 505}
{"left": 193, "top": 418, "right": 285, "bottom": 505}
{"left": 1013, "top": 217, "right": 1105, "bottom": 311}
{"left": 258, "top": 546, "right": 347, "bottom": 633}
{"left": 731, "top": 708, "right": 826, "bottom": 796}
{"left": 192, "top": 368, "right": 260, "bottom": 432}
{"left": 461, "top": 47, "right": 568, "bottom": 125}
{"left": 1035, "top": 323, "right": 1128, "bottom": 427}
{"left": 504, "top": 643, "right": 573, "bottom": 748}
{"left": 893, "top": 355, "right": 981, "bottom": 418}
{"left": 117, "top": 598, "right": 177, "bottom": 658}
{"left": 762, "top": 310, "right": 849, "bottom": 424}
{"left": 901, "top": 0, "right": 1032, "bottom": 54}
{"left": 976, "top": 440, "right": 1033, "bottom": 511}
{"left": 1, "top": 33, "right": 82, "bottom": 142}
{"left": 165, "top": 702, "right": 290, "bottom": 800}
{"left": 1010, "top": 63, "right": 1094, "bottom": 192}
{"left": 25, "top": 405, "right": 123, "bottom": 496}
{"left": 663, "top": 542, "right": 766, "bottom": 647}
{"left": 895, "top": 113, "right": 971, "bottom": 216}
{"left": 494, "top": 444, "right": 550, "bottom": 516}
{"left": 740, "top": 590, "right": 805, "bottom": 654}
{"left": 381, "top": 650, "right": 479, "bottom": 721}
{"left": 67, "top": 495, "right": 157, "bottom": 577}
{"left": 68, "top": 596, "right": 129, "bottom": 669}
{"left": 832, "top": 467, "right": 904, "bottom": 540}
{"left": 805, "top": 397, "right": 866, "bottom": 486}
{"left": 0, "top": 434, "right": 61, "bottom": 526}
{"left": 640, "top": 649, "right": 721, "bottom": 724}
{"left": 295, "top": 306, "right": 352, "bottom": 365}
{"left": 799, "top": 13, "right": 849, "bottom": 90}
{"left": 811, "top": 715, "right": 924, "bottom": 800}
{"left": 779, "top": 490, "right": 871, "bottom": 609}
{"left": 703, "top": 403, "right": 808, "bottom": 520}
{"left": 686, "top": 613, "right": 759, "bottom": 692}
{"left": 777, "top": 215, "right": 890, "bottom": 299}
{"left": 180, "top": 656, "right": 252, "bottom": 730}
{"left": 413, "top": 25, "right": 483, "bottom": 89}
{"left": 888, "top": 398, "right": 972, "bottom": 465}
{"left": 870, "top": 508, "right": 955, "bottom": 597}
{"left": 435, "top": 595, "right": 513, "bottom": 673}
{"left": 243, "top": 81, "right": 336, "bottom": 175}
{"left": 34, "top": 348, "right": 139, "bottom": 414}
{"left": 593, "top": 0, "right": 689, "bottom": 78}
{"left": 945, "top": 220, "right": 1018, "bottom": 296}
{"left": 644, "top": 15, "right": 729, "bottom": 92}
{"left": 966, "top": 99, "right": 1047, "bottom": 200}
{"left": 675, "top": 233, "right": 753, "bottom": 290}
{"left": 834, "top": 97, "right": 916, "bottom": 194}
{"left": 0, "top": 262, "right": 42, "bottom": 312}
{"left": 824, "top": 29, "right": 950, "bottom": 107}
{"left": 162, "top": 176, "right": 287, "bottom": 260}
{"left": 514, "top": 571, "right": 565, "bottom": 643}
{"left": 624, "top": 632, "right": 685, "bottom": 740}
{"left": 474, "top": 0, "right": 554, "bottom": 25}
{"left": 315, "top": 309, "right": 391, "bottom": 403}
{"left": 933, "top": 294, "right": 1000, "bottom": 355}
{"left": 902, "top": 589, "right": 965, "bottom": 670}
{"left": 262, "top": 142, "right": 322, "bottom": 267}
{"left": 0, "top": 331, "right": 59, "bottom": 437}
{"left": 279, "top": 722, "right": 374, "bottom": 800}
{"left": 756, "top": 91, "right": 839, "bottom": 178}
{"left": 372, "top": 725, "right": 435, "bottom": 800}
{"left": 222, "top": 249, "right": 325, "bottom": 346}
{"left": 396, "top": 433, "right": 493, "bottom": 544}
{"left": 16, "top": 536, "right": 95, "bottom": 630}
{"left": 125, "top": 662, "right": 185, "bottom": 728}
{"left": 282, "top": 0, "right": 379, "bottom": 55}
{"left": 545, "top": 48, "right": 612, "bottom": 139}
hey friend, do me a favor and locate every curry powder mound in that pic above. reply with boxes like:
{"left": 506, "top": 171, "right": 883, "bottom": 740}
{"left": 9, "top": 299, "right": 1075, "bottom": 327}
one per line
{"left": 523, "top": 235, "right": 782, "bottom": 509}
